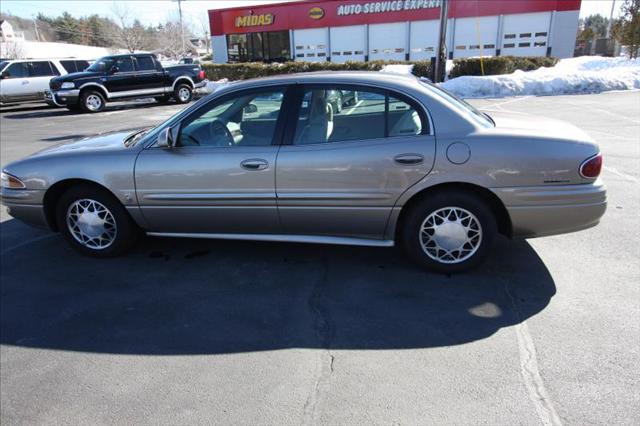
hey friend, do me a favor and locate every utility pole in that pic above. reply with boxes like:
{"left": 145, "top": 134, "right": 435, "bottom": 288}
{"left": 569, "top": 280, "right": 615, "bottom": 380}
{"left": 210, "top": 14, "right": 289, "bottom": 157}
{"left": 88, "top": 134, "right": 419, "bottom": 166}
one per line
{"left": 32, "top": 15, "right": 40, "bottom": 42}
{"left": 434, "top": 0, "right": 449, "bottom": 83}
{"left": 606, "top": 0, "right": 616, "bottom": 38}
{"left": 172, "top": 0, "right": 186, "bottom": 55}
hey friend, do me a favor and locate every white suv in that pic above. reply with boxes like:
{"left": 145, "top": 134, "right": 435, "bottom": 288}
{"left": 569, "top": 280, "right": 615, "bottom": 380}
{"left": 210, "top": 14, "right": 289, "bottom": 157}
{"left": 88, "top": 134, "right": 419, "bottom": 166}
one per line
{"left": 0, "top": 58, "right": 90, "bottom": 104}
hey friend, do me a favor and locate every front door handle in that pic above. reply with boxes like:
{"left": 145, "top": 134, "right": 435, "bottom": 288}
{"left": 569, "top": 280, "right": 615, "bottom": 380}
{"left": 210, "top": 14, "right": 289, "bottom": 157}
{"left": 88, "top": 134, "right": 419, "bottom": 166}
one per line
{"left": 394, "top": 154, "right": 424, "bottom": 165}
{"left": 241, "top": 159, "right": 269, "bottom": 170}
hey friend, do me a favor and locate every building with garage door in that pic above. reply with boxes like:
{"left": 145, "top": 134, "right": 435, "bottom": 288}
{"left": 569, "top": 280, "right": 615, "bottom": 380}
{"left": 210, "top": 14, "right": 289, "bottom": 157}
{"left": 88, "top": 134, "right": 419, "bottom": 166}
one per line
{"left": 209, "top": 0, "right": 581, "bottom": 64}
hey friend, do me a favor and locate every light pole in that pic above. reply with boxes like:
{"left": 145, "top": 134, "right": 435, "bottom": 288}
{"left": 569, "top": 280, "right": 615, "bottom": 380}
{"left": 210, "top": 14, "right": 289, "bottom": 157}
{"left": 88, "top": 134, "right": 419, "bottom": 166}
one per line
{"left": 172, "top": 0, "right": 186, "bottom": 55}
{"left": 434, "top": 0, "right": 449, "bottom": 83}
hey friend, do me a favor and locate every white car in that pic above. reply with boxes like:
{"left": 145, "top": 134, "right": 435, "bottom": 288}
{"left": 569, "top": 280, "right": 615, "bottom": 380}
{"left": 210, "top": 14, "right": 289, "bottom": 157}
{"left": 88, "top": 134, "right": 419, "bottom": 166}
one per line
{"left": 0, "top": 58, "right": 90, "bottom": 105}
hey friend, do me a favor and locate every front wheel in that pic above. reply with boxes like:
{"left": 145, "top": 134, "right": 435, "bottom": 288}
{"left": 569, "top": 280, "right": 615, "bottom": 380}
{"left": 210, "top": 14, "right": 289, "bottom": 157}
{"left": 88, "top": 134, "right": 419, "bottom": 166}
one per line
{"left": 173, "top": 84, "right": 193, "bottom": 104}
{"left": 80, "top": 90, "right": 106, "bottom": 113}
{"left": 56, "top": 185, "right": 139, "bottom": 257}
{"left": 400, "top": 191, "right": 497, "bottom": 273}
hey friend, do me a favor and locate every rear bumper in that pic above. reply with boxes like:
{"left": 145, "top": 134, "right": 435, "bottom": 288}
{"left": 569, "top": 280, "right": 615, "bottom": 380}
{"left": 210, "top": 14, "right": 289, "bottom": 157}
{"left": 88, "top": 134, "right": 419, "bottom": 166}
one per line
{"left": 44, "top": 89, "right": 79, "bottom": 107}
{"left": 0, "top": 188, "right": 49, "bottom": 229}
{"left": 491, "top": 179, "right": 607, "bottom": 238}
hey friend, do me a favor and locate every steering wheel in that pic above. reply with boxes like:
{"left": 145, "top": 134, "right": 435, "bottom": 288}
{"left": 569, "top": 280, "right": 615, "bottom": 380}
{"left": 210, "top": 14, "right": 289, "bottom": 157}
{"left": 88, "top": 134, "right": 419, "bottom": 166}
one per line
{"left": 210, "top": 120, "right": 234, "bottom": 147}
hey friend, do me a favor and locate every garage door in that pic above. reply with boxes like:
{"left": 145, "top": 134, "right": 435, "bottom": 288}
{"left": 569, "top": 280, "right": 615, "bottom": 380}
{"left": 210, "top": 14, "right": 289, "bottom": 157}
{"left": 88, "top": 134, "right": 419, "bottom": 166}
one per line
{"left": 369, "top": 23, "right": 407, "bottom": 61}
{"left": 330, "top": 25, "right": 366, "bottom": 63}
{"left": 452, "top": 16, "right": 499, "bottom": 58}
{"left": 293, "top": 28, "right": 329, "bottom": 62}
{"left": 409, "top": 20, "right": 439, "bottom": 61}
{"left": 501, "top": 12, "right": 551, "bottom": 57}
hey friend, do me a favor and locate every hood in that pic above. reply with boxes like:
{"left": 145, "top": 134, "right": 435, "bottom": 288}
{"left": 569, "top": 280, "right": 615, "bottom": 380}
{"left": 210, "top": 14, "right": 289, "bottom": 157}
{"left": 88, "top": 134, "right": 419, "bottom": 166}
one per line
{"left": 30, "top": 130, "right": 143, "bottom": 159}
{"left": 52, "top": 71, "right": 102, "bottom": 83}
{"left": 485, "top": 110, "right": 594, "bottom": 144}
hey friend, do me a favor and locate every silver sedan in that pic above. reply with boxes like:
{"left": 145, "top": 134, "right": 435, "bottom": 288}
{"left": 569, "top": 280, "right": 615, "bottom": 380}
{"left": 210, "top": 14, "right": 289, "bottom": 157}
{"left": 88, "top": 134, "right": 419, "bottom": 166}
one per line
{"left": 0, "top": 72, "right": 606, "bottom": 273}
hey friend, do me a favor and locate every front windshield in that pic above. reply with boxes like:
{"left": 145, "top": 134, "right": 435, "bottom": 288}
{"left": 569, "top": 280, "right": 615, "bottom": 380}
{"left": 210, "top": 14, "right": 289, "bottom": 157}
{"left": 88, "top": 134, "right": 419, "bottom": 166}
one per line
{"left": 0, "top": 61, "right": 8, "bottom": 71}
{"left": 86, "top": 57, "right": 114, "bottom": 72}
{"left": 419, "top": 80, "right": 494, "bottom": 128}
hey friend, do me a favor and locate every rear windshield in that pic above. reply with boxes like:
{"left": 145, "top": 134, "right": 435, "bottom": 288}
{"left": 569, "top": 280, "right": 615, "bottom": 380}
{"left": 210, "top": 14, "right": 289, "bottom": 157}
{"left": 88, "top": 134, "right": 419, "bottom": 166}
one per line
{"left": 419, "top": 80, "right": 494, "bottom": 128}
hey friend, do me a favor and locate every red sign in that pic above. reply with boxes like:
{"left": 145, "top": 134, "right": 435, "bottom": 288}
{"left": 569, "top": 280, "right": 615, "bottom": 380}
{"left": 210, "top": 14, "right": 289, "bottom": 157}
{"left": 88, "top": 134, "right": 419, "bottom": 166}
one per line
{"left": 209, "top": 0, "right": 581, "bottom": 36}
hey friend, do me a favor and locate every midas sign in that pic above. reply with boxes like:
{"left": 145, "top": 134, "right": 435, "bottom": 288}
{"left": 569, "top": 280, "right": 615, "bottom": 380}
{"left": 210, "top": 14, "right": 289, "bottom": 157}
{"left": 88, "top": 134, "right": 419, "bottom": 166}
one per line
{"left": 234, "top": 13, "right": 274, "bottom": 27}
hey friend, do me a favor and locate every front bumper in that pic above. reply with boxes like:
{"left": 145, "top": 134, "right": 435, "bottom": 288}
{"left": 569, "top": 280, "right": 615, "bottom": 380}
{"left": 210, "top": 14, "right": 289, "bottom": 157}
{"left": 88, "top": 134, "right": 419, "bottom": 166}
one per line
{"left": 44, "top": 89, "right": 80, "bottom": 107}
{"left": 491, "top": 179, "right": 607, "bottom": 238}
{"left": 0, "top": 188, "right": 49, "bottom": 229}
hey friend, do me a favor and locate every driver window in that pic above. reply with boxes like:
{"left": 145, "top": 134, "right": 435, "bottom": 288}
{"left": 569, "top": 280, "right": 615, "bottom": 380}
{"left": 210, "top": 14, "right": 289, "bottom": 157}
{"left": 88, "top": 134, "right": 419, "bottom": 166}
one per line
{"left": 178, "top": 89, "right": 285, "bottom": 147}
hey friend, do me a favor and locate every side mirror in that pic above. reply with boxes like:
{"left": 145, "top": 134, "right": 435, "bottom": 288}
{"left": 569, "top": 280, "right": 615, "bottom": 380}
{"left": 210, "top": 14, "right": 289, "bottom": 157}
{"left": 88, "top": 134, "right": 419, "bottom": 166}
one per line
{"left": 244, "top": 103, "right": 258, "bottom": 114}
{"left": 156, "top": 127, "right": 175, "bottom": 149}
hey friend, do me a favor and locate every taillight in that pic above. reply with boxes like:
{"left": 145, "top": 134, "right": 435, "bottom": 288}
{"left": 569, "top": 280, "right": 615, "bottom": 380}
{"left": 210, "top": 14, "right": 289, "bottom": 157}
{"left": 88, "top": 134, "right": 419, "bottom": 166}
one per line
{"left": 579, "top": 153, "right": 602, "bottom": 178}
{"left": 198, "top": 70, "right": 205, "bottom": 80}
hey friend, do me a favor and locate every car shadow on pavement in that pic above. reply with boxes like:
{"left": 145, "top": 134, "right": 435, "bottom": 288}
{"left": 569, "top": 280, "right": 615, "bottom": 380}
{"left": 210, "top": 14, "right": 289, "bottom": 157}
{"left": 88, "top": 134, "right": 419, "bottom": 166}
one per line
{"left": 0, "top": 219, "right": 556, "bottom": 355}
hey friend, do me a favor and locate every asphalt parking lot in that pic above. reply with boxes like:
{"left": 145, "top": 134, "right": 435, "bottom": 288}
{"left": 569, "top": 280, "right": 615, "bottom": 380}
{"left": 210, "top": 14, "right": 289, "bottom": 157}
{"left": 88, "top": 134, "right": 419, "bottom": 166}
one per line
{"left": 1, "top": 91, "right": 639, "bottom": 425}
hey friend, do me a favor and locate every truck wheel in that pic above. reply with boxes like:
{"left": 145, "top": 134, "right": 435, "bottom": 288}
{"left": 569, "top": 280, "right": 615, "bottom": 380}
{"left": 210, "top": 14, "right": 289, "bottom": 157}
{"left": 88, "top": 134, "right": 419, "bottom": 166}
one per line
{"left": 173, "top": 84, "right": 193, "bottom": 104}
{"left": 400, "top": 191, "right": 497, "bottom": 274}
{"left": 80, "top": 90, "right": 106, "bottom": 113}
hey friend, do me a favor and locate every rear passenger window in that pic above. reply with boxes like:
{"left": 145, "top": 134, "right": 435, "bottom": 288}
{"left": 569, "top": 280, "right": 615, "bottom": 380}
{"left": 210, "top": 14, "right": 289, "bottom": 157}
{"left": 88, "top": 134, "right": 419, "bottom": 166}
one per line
{"left": 29, "top": 61, "right": 58, "bottom": 77}
{"left": 136, "top": 56, "right": 156, "bottom": 71}
{"left": 293, "top": 88, "right": 425, "bottom": 145}
{"left": 60, "top": 60, "right": 77, "bottom": 73}
{"left": 75, "top": 60, "right": 89, "bottom": 71}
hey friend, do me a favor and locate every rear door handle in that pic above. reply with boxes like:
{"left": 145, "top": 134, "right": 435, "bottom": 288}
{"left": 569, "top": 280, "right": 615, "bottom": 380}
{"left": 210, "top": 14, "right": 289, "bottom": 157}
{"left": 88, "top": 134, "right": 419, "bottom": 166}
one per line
{"left": 394, "top": 154, "right": 424, "bottom": 165}
{"left": 241, "top": 159, "right": 269, "bottom": 170}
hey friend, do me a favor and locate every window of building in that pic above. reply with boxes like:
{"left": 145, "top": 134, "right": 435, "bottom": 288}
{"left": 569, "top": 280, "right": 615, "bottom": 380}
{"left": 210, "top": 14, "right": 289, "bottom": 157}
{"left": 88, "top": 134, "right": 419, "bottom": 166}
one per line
{"left": 296, "top": 53, "right": 304, "bottom": 58}
{"left": 534, "top": 41, "right": 546, "bottom": 47}
{"left": 535, "top": 32, "right": 548, "bottom": 37}
{"left": 484, "top": 44, "right": 495, "bottom": 49}
{"left": 455, "top": 45, "right": 466, "bottom": 50}
{"left": 469, "top": 44, "right": 480, "bottom": 49}
{"left": 519, "top": 42, "right": 531, "bottom": 47}
{"left": 332, "top": 52, "right": 341, "bottom": 56}
{"left": 317, "top": 52, "right": 326, "bottom": 57}
{"left": 520, "top": 33, "right": 532, "bottom": 38}
{"left": 354, "top": 50, "right": 364, "bottom": 55}
{"left": 296, "top": 45, "right": 304, "bottom": 50}
{"left": 504, "top": 34, "right": 516, "bottom": 39}
{"left": 178, "top": 89, "right": 285, "bottom": 147}
{"left": 227, "top": 31, "right": 291, "bottom": 63}
{"left": 425, "top": 47, "right": 434, "bottom": 52}
{"left": 343, "top": 51, "right": 352, "bottom": 55}
{"left": 394, "top": 48, "right": 404, "bottom": 53}
{"left": 504, "top": 43, "right": 515, "bottom": 48}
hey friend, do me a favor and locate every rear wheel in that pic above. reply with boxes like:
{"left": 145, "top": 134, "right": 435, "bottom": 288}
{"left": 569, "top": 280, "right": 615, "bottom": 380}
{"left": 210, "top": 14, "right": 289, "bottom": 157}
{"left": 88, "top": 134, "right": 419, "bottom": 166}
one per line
{"left": 56, "top": 184, "right": 139, "bottom": 257}
{"left": 400, "top": 191, "right": 497, "bottom": 273}
{"left": 173, "top": 83, "right": 193, "bottom": 104}
{"left": 80, "top": 90, "right": 106, "bottom": 113}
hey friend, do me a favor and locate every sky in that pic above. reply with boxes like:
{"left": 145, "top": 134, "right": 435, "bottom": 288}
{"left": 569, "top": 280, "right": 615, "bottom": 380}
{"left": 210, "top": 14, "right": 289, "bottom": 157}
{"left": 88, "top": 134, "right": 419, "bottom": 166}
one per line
{"left": 0, "top": 0, "right": 625, "bottom": 33}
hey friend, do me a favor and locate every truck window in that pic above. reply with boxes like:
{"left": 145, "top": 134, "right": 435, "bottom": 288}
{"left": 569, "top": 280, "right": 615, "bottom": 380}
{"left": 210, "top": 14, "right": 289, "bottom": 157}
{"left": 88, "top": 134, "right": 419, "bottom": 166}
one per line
{"left": 60, "top": 60, "right": 78, "bottom": 73}
{"left": 135, "top": 56, "right": 156, "bottom": 71}
{"left": 29, "top": 61, "right": 59, "bottom": 77}
{"left": 115, "top": 57, "right": 134, "bottom": 73}
{"left": 3, "top": 62, "right": 29, "bottom": 78}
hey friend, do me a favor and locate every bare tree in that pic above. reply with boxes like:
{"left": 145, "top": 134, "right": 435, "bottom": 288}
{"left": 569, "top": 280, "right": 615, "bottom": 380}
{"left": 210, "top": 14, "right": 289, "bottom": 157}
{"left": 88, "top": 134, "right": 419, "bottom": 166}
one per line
{"left": 157, "top": 21, "right": 194, "bottom": 59}
{"left": 110, "top": 3, "right": 147, "bottom": 52}
{"left": 0, "top": 41, "right": 24, "bottom": 59}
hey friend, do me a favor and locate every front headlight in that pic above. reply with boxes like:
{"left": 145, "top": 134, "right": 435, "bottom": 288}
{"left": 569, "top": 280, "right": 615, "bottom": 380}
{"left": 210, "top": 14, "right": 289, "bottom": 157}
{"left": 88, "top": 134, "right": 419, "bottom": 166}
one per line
{"left": 1, "top": 171, "right": 26, "bottom": 189}
{"left": 60, "top": 82, "right": 75, "bottom": 89}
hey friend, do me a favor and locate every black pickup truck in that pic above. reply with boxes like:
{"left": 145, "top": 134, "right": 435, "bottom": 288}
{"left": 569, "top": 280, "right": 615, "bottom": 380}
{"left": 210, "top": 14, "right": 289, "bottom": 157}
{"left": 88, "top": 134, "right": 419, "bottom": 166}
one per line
{"left": 46, "top": 53, "right": 206, "bottom": 112}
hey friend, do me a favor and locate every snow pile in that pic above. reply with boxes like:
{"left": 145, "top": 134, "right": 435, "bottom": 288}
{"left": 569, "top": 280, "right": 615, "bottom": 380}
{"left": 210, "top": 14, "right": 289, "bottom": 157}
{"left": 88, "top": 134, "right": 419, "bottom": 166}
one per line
{"left": 441, "top": 56, "right": 640, "bottom": 98}
{"left": 0, "top": 41, "right": 117, "bottom": 60}
{"left": 380, "top": 64, "right": 414, "bottom": 75}
{"left": 199, "top": 79, "right": 229, "bottom": 94}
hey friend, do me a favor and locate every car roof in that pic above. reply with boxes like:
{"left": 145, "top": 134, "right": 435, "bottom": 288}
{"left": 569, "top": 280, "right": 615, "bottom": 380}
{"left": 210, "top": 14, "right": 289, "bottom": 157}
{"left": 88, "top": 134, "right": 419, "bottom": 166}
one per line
{"left": 223, "top": 71, "right": 422, "bottom": 92}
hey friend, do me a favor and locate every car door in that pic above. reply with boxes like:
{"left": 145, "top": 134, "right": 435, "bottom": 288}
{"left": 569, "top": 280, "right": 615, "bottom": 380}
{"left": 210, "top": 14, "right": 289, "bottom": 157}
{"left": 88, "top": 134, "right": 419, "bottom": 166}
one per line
{"left": 134, "top": 86, "right": 291, "bottom": 234}
{"left": 275, "top": 85, "right": 436, "bottom": 240}
{"left": 104, "top": 56, "right": 136, "bottom": 96}
{"left": 133, "top": 55, "right": 165, "bottom": 94}
{"left": 0, "top": 62, "right": 30, "bottom": 102}
{"left": 27, "top": 61, "right": 60, "bottom": 100}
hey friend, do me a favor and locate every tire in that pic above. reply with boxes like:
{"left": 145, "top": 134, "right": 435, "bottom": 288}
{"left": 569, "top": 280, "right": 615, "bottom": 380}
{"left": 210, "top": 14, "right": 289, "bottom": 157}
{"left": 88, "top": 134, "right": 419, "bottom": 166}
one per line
{"left": 155, "top": 95, "right": 171, "bottom": 103}
{"left": 173, "top": 83, "right": 193, "bottom": 104}
{"left": 400, "top": 191, "right": 497, "bottom": 273}
{"left": 56, "top": 184, "right": 139, "bottom": 257}
{"left": 80, "top": 90, "right": 106, "bottom": 113}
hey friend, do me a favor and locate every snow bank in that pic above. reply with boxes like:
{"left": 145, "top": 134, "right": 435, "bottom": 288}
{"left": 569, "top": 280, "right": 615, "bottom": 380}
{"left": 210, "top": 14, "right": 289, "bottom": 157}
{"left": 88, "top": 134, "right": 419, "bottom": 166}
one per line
{"left": 0, "top": 41, "right": 116, "bottom": 60}
{"left": 441, "top": 56, "right": 640, "bottom": 98}
{"left": 380, "top": 64, "right": 414, "bottom": 75}
{"left": 198, "top": 79, "right": 230, "bottom": 94}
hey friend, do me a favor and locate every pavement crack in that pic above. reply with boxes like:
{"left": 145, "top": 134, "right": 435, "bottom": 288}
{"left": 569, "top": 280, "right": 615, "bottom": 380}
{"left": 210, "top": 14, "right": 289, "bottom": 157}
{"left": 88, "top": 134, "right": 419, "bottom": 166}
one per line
{"left": 302, "top": 254, "right": 335, "bottom": 426}
{"left": 502, "top": 275, "right": 563, "bottom": 426}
